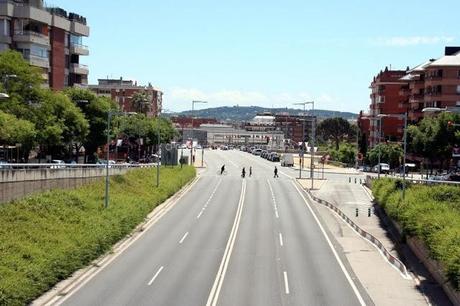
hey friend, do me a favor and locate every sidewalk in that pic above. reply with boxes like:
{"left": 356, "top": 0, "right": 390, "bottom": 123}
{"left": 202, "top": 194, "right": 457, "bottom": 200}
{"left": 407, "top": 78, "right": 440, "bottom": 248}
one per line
{"left": 307, "top": 179, "right": 435, "bottom": 305}
{"left": 292, "top": 156, "right": 360, "bottom": 175}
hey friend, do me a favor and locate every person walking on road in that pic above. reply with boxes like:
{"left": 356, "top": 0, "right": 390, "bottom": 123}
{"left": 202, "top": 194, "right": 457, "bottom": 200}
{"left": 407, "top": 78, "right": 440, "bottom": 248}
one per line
{"left": 241, "top": 167, "right": 246, "bottom": 178}
{"left": 249, "top": 166, "right": 252, "bottom": 177}
{"left": 274, "top": 166, "right": 279, "bottom": 178}
{"left": 221, "top": 164, "right": 225, "bottom": 175}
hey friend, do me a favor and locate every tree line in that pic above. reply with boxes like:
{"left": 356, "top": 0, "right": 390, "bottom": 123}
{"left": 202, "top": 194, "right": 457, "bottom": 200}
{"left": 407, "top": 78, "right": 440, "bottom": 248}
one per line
{"left": 0, "top": 50, "right": 176, "bottom": 163}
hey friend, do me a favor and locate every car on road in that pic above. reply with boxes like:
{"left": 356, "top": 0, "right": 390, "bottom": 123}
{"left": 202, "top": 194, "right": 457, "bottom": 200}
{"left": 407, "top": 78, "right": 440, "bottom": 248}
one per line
{"left": 372, "top": 163, "right": 390, "bottom": 174}
{"left": 252, "top": 148, "right": 262, "bottom": 156}
{"left": 50, "top": 159, "right": 66, "bottom": 169}
{"left": 280, "top": 154, "right": 294, "bottom": 167}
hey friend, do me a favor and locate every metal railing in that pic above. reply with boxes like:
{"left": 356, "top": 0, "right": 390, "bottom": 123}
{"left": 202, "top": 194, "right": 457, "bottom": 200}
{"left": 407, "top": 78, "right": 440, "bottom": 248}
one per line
{"left": 0, "top": 163, "right": 157, "bottom": 170}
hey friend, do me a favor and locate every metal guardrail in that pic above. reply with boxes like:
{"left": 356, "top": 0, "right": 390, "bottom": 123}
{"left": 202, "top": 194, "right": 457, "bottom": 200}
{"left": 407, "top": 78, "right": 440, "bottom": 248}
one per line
{"left": 0, "top": 163, "right": 157, "bottom": 170}
{"left": 367, "top": 175, "right": 460, "bottom": 186}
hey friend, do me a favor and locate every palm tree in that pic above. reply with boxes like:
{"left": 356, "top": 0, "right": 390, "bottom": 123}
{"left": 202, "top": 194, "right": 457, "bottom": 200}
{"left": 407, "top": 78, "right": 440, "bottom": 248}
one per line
{"left": 131, "top": 92, "right": 150, "bottom": 114}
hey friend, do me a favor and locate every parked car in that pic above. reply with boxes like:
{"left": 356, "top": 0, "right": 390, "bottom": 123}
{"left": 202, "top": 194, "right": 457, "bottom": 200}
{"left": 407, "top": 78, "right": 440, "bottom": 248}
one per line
{"left": 270, "top": 152, "right": 280, "bottom": 162}
{"left": 50, "top": 159, "right": 66, "bottom": 169}
{"left": 0, "top": 160, "right": 11, "bottom": 169}
{"left": 372, "top": 163, "right": 390, "bottom": 174}
{"left": 260, "top": 150, "right": 268, "bottom": 158}
{"left": 252, "top": 148, "right": 262, "bottom": 156}
{"left": 280, "top": 154, "right": 294, "bottom": 167}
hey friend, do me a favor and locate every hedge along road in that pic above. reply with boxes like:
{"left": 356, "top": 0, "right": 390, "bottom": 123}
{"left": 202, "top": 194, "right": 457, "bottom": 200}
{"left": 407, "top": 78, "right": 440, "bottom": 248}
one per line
{"left": 57, "top": 150, "right": 371, "bottom": 306}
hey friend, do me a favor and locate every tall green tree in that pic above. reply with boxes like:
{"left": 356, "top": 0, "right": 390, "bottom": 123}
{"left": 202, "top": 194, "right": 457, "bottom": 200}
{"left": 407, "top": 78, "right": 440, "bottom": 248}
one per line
{"left": 34, "top": 91, "right": 89, "bottom": 160}
{"left": 317, "top": 117, "right": 353, "bottom": 150}
{"left": 131, "top": 92, "right": 150, "bottom": 114}
{"left": 0, "top": 111, "right": 36, "bottom": 161}
{"left": 366, "top": 143, "right": 403, "bottom": 168}
{"left": 407, "top": 112, "right": 460, "bottom": 171}
{"left": 64, "top": 87, "right": 118, "bottom": 162}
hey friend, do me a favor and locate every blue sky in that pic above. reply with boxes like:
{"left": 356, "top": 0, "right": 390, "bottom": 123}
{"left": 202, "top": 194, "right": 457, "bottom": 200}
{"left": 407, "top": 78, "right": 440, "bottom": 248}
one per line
{"left": 46, "top": 0, "right": 460, "bottom": 113}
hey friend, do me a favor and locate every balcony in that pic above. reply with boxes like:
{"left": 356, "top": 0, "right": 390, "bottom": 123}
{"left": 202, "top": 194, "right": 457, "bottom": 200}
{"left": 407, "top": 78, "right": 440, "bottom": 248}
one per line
{"left": 0, "top": 1, "right": 14, "bottom": 17}
{"left": 13, "top": 30, "right": 50, "bottom": 47}
{"left": 70, "top": 63, "right": 88, "bottom": 75}
{"left": 23, "top": 53, "right": 49, "bottom": 69}
{"left": 70, "top": 20, "right": 89, "bottom": 37}
{"left": 13, "top": 5, "right": 52, "bottom": 25}
{"left": 69, "top": 43, "right": 89, "bottom": 56}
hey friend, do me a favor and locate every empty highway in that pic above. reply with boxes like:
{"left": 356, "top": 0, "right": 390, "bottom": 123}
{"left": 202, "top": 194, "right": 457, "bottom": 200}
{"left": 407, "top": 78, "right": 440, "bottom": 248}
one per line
{"left": 59, "top": 149, "right": 371, "bottom": 306}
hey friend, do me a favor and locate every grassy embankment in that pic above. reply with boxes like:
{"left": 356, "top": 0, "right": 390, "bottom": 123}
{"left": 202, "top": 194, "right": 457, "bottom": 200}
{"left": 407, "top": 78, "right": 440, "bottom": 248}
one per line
{"left": 372, "top": 178, "right": 460, "bottom": 290}
{"left": 0, "top": 166, "right": 196, "bottom": 305}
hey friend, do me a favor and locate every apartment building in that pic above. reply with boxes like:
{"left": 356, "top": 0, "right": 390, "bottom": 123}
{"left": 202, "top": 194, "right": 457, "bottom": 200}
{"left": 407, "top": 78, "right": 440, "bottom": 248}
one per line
{"left": 0, "top": 0, "right": 89, "bottom": 89}
{"left": 89, "top": 78, "right": 163, "bottom": 117}
{"left": 359, "top": 67, "right": 408, "bottom": 148}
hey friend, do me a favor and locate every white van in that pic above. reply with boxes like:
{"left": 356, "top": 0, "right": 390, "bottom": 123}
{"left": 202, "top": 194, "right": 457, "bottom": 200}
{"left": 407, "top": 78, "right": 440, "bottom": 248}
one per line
{"left": 280, "top": 154, "right": 294, "bottom": 167}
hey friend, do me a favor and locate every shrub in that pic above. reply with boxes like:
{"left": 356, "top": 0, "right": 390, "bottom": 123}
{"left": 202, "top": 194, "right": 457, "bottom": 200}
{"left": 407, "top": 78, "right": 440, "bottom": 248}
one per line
{"left": 372, "top": 178, "right": 460, "bottom": 290}
{"left": 0, "top": 166, "right": 196, "bottom": 305}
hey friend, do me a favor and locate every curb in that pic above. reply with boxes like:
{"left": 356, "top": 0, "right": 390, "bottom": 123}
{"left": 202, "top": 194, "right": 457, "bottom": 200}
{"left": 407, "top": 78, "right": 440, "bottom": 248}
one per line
{"left": 296, "top": 179, "right": 410, "bottom": 278}
{"left": 33, "top": 175, "right": 200, "bottom": 306}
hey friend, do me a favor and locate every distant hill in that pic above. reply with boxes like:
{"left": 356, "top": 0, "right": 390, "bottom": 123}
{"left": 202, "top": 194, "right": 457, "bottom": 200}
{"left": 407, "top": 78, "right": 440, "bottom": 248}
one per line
{"left": 172, "top": 106, "right": 357, "bottom": 122}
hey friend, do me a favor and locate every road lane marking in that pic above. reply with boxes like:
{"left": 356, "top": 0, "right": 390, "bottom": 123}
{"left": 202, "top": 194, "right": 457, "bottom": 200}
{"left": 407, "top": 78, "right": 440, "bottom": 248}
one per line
{"left": 206, "top": 180, "right": 246, "bottom": 306}
{"left": 292, "top": 181, "right": 366, "bottom": 306}
{"left": 147, "top": 266, "right": 164, "bottom": 286}
{"left": 179, "top": 232, "right": 189, "bottom": 244}
{"left": 197, "top": 178, "right": 222, "bottom": 219}
{"left": 45, "top": 176, "right": 202, "bottom": 306}
{"left": 279, "top": 233, "right": 284, "bottom": 247}
{"left": 267, "top": 179, "right": 280, "bottom": 219}
{"left": 283, "top": 271, "right": 290, "bottom": 294}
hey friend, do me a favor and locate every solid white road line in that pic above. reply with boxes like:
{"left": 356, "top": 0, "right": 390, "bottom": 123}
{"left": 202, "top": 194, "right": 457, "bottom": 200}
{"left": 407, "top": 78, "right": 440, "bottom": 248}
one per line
{"left": 292, "top": 181, "right": 366, "bottom": 306}
{"left": 206, "top": 180, "right": 246, "bottom": 306}
{"left": 179, "top": 232, "right": 189, "bottom": 244}
{"left": 279, "top": 233, "right": 284, "bottom": 247}
{"left": 147, "top": 266, "right": 164, "bottom": 286}
{"left": 283, "top": 271, "right": 290, "bottom": 294}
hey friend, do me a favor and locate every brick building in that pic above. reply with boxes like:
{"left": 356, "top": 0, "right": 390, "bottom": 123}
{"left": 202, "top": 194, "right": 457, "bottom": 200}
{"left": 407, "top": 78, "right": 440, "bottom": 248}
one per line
{"left": 170, "top": 116, "right": 218, "bottom": 129}
{"left": 0, "top": 0, "right": 89, "bottom": 89}
{"left": 89, "top": 78, "right": 163, "bottom": 117}
{"left": 274, "top": 113, "right": 315, "bottom": 144}
{"left": 359, "top": 47, "right": 460, "bottom": 150}
{"left": 359, "top": 67, "right": 408, "bottom": 148}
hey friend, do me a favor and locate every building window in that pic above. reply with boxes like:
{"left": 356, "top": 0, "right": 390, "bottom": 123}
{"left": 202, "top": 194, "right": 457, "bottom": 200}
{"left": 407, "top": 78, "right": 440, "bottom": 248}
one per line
{"left": 70, "top": 34, "right": 82, "bottom": 46}
{"left": 456, "top": 101, "right": 460, "bottom": 107}
{"left": 457, "top": 85, "right": 460, "bottom": 94}
{"left": 0, "top": 19, "right": 10, "bottom": 36}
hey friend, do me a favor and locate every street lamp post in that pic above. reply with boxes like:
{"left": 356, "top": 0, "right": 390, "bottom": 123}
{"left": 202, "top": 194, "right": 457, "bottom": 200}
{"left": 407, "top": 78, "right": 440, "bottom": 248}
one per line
{"left": 105, "top": 111, "right": 136, "bottom": 208}
{"left": 293, "top": 101, "right": 315, "bottom": 190}
{"left": 378, "top": 112, "right": 408, "bottom": 199}
{"left": 191, "top": 100, "right": 207, "bottom": 166}
{"left": 361, "top": 116, "right": 383, "bottom": 179}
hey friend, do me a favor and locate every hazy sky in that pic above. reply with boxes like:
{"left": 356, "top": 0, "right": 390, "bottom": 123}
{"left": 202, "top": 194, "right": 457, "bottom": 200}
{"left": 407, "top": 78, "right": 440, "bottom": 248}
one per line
{"left": 46, "top": 0, "right": 460, "bottom": 113}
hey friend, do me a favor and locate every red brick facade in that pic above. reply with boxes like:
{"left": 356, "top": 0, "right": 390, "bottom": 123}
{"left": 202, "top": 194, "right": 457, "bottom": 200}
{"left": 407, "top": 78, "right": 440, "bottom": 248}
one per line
{"left": 49, "top": 27, "right": 66, "bottom": 90}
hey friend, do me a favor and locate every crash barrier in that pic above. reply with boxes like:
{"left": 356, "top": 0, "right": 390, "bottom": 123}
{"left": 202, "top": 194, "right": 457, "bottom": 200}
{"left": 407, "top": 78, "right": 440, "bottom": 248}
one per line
{"left": 365, "top": 175, "right": 460, "bottom": 189}
{"left": 299, "top": 181, "right": 409, "bottom": 277}
{"left": 348, "top": 177, "right": 363, "bottom": 184}
{"left": 0, "top": 163, "right": 156, "bottom": 204}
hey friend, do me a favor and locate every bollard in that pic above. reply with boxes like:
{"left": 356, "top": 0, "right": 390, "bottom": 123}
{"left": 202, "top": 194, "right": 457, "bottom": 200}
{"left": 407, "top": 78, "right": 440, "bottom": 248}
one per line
{"left": 355, "top": 208, "right": 359, "bottom": 217}
{"left": 349, "top": 177, "right": 351, "bottom": 183}
{"left": 360, "top": 178, "right": 362, "bottom": 184}
{"left": 368, "top": 208, "right": 371, "bottom": 217}
{"left": 354, "top": 177, "right": 357, "bottom": 184}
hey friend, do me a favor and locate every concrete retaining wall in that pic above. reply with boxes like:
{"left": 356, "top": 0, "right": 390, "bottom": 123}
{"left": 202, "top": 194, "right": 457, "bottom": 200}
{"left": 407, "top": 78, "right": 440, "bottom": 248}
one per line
{"left": 0, "top": 168, "right": 129, "bottom": 204}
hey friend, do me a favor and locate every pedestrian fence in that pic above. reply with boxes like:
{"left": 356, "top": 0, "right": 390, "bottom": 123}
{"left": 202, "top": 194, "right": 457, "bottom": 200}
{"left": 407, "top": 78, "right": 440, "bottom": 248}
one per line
{"left": 298, "top": 180, "right": 410, "bottom": 278}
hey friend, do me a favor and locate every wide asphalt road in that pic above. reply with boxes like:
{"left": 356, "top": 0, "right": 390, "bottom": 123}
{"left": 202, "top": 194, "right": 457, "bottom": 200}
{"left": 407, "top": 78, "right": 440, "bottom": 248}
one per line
{"left": 59, "top": 149, "right": 371, "bottom": 306}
